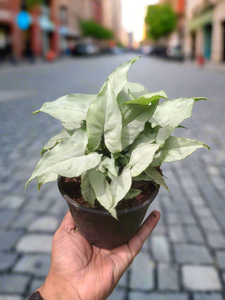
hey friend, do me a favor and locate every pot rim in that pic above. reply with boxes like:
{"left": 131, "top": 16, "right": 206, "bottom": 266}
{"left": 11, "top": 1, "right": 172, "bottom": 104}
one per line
{"left": 58, "top": 176, "right": 159, "bottom": 216}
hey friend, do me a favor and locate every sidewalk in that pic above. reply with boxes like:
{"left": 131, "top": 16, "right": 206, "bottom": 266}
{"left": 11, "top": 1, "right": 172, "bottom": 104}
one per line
{"left": 0, "top": 54, "right": 225, "bottom": 300}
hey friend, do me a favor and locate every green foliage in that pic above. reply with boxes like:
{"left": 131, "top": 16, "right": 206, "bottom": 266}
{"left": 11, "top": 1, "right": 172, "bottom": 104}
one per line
{"left": 25, "top": 0, "right": 45, "bottom": 8}
{"left": 26, "top": 57, "right": 209, "bottom": 218}
{"left": 145, "top": 4, "right": 177, "bottom": 40}
{"left": 80, "top": 20, "right": 114, "bottom": 40}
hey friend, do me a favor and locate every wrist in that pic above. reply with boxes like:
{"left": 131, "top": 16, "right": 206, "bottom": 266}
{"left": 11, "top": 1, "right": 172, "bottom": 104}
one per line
{"left": 38, "top": 273, "right": 80, "bottom": 300}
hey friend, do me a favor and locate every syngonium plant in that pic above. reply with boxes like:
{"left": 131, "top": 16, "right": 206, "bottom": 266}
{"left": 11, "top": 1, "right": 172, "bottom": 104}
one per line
{"left": 26, "top": 57, "right": 209, "bottom": 219}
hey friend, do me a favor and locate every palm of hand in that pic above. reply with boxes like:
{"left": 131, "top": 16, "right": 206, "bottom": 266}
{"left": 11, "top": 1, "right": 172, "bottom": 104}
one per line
{"left": 42, "top": 211, "right": 160, "bottom": 300}
{"left": 51, "top": 214, "right": 132, "bottom": 300}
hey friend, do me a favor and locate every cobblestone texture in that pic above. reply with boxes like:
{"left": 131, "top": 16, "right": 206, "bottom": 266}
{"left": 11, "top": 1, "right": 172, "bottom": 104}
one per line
{"left": 1, "top": 56, "right": 225, "bottom": 299}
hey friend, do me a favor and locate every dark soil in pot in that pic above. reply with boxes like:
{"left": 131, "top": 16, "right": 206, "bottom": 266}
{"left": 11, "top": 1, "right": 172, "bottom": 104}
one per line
{"left": 58, "top": 176, "right": 159, "bottom": 249}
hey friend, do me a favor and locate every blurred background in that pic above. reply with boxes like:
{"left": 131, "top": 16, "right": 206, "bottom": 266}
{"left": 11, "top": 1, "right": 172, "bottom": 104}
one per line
{"left": 1, "top": 0, "right": 225, "bottom": 299}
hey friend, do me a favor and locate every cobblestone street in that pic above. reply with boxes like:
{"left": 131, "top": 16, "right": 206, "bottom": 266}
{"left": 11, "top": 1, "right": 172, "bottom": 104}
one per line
{"left": 0, "top": 54, "right": 225, "bottom": 300}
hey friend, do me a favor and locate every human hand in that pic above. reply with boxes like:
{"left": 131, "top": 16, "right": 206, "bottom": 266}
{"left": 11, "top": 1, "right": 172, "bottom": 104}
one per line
{"left": 38, "top": 210, "right": 160, "bottom": 300}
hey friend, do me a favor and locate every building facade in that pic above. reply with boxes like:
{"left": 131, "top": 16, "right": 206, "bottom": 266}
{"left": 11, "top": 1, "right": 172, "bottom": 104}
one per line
{"left": 102, "top": 0, "right": 127, "bottom": 46}
{"left": 185, "top": 0, "right": 225, "bottom": 63}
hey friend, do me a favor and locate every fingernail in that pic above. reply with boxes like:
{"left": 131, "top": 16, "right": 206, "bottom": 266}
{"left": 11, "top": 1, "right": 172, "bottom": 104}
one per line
{"left": 152, "top": 211, "right": 158, "bottom": 217}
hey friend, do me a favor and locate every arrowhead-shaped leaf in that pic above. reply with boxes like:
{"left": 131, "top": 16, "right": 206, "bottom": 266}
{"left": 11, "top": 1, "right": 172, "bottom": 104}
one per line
{"left": 129, "top": 143, "right": 160, "bottom": 177}
{"left": 151, "top": 136, "right": 210, "bottom": 166}
{"left": 34, "top": 94, "right": 96, "bottom": 123}
{"left": 109, "top": 167, "right": 132, "bottom": 210}
{"left": 121, "top": 100, "right": 159, "bottom": 149}
{"left": 37, "top": 172, "right": 58, "bottom": 190}
{"left": 145, "top": 167, "right": 168, "bottom": 190}
{"left": 125, "top": 188, "right": 142, "bottom": 199}
{"left": 25, "top": 129, "right": 102, "bottom": 187}
{"left": 41, "top": 128, "right": 70, "bottom": 156}
{"left": 150, "top": 98, "right": 195, "bottom": 129}
{"left": 87, "top": 80, "right": 122, "bottom": 153}
{"left": 88, "top": 169, "right": 113, "bottom": 211}
{"left": 117, "top": 81, "right": 149, "bottom": 106}
{"left": 107, "top": 56, "right": 141, "bottom": 97}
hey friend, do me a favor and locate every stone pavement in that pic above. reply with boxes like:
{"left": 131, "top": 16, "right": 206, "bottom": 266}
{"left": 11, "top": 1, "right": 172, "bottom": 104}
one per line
{"left": 0, "top": 54, "right": 225, "bottom": 299}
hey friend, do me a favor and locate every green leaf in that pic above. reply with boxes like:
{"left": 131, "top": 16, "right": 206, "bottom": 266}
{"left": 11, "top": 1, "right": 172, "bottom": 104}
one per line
{"left": 121, "top": 100, "right": 159, "bottom": 149}
{"left": 151, "top": 136, "right": 210, "bottom": 166}
{"left": 145, "top": 167, "right": 169, "bottom": 190}
{"left": 25, "top": 129, "right": 102, "bottom": 187}
{"left": 193, "top": 97, "right": 208, "bottom": 102}
{"left": 81, "top": 172, "right": 96, "bottom": 207}
{"left": 107, "top": 56, "right": 141, "bottom": 97}
{"left": 132, "top": 174, "right": 153, "bottom": 181}
{"left": 117, "top": 81, "right": 149, "bottom": 107}
{"left": 34, "top": 94, "right": 96, "bottom": 123}
{"left": 150, "top": 98, "right": 195, "bottom": 128}
{"left": 123, "top": 90, "right": 167, "bottom": 105}
{"left": 41, "top": 128, "right": 70, "bottom": 156}
{"left": 86, "top": 80, "right": 122, "bottom": 153}
{"left": 129, "top": 143, "right": 160, "bottom": 177}
{"left": 37, "top": 173, "right": 58, "bottom": 190}
{"left": 125, "top": 188, "right": 142, "bottom": 199}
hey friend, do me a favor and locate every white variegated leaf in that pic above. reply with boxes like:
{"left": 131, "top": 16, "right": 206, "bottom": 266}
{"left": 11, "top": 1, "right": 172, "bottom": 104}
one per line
{"left": 25, "top": 129, "right": 102, "bottom": 187}
{"left": 150, "top": 98, "right": 195, "bottom": 129}
{"left": 107, "top": 56, "right": 140, "bottom": 97}
{"left": 41, "top": 128, "right": 70, "bottom": 156}
{"left": 87, "top": 80, "right": 122, "bottom": 153}
{"left": 37, "top": 173, "right": 58, "bottom": 190}
{"left": 121, "top": 100, "right": 159, "bottom": 149}
{"left": 129, "top": 143, "right": 160, "bottom": 177}
{"left": 109, "top": 167, "right": 132, "bottom": 210}
{"left": 88, "top": 169, "right": 113, "bottom": 211}
{"left": 34, "top": 94, "right": 96, "bottom": 123}
{"left": 150, "top": 136, "right": 210, "bottom": 166}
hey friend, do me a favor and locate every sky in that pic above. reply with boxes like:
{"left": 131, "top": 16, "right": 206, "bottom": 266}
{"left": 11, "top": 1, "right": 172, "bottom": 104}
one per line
{"left": 121, "top": 0, "right": 159, "bottom": 42}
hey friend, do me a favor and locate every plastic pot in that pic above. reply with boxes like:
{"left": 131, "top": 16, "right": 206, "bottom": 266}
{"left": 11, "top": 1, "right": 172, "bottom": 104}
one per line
{"left": 58, "top": 176, "right": 159, "bottom": 249}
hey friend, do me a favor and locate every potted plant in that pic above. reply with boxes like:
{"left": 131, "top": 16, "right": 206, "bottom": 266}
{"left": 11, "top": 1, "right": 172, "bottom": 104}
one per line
{"left": 26, "top": 56, "right": 209, "bottom": 249}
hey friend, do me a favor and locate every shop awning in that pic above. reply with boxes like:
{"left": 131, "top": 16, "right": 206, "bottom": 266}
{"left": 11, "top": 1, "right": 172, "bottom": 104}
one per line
{"left": 187, "top": 10, "right": 213, "bottom": 31}
{"left": 39, "top": 15, "right": 55, "bottom": 32}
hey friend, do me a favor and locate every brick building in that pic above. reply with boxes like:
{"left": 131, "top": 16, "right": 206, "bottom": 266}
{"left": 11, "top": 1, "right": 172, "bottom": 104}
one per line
{"left": 0, "top": 0, "right": 22, "bottom": 59}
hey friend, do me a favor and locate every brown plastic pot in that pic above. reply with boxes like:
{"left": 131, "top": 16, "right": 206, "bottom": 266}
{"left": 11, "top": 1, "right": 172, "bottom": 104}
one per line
{"left": 58, "top": 176, "right": 159, "bottom": 249}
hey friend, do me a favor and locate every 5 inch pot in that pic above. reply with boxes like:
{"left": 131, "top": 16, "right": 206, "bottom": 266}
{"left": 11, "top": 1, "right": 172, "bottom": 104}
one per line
{"left": 58, "top": 176, "right": 159, "bottom": 249}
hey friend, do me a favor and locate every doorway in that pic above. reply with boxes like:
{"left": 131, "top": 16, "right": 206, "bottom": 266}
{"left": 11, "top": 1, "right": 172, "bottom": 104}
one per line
{"left": 204, "top": 24, "right": 212, "bottom": 60}
{"left": 222, "top": 21, "right": 225, "bottom": 62}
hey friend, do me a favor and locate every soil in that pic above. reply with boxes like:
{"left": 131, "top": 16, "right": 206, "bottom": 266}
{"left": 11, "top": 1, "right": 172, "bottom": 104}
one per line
{"left": 63, "top": 177, "right": 157, "bottom": 210}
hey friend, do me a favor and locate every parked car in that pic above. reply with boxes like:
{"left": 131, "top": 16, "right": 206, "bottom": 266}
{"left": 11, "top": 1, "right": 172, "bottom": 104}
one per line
{"left": 149, "top": 45, "right": 167, "bottom": 58}
{"left": 101, "top": 47, "right": 124, "bottom": 55}
{"left": 166, "top": 45, "right": 185, "bottom": 61}
{"left": 72, "top": 44, "right": 100, "bottom": 56}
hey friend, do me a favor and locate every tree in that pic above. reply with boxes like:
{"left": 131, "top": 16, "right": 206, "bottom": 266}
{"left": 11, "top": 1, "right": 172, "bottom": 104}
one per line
{"left": 80, "top": 20, "right": 114, "bottom": 40}
{"left": 145, "top": 4, "right": 177, "bottom": 41}
{"left": 25, "top": 0, "right": 46, "bottom": 9}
